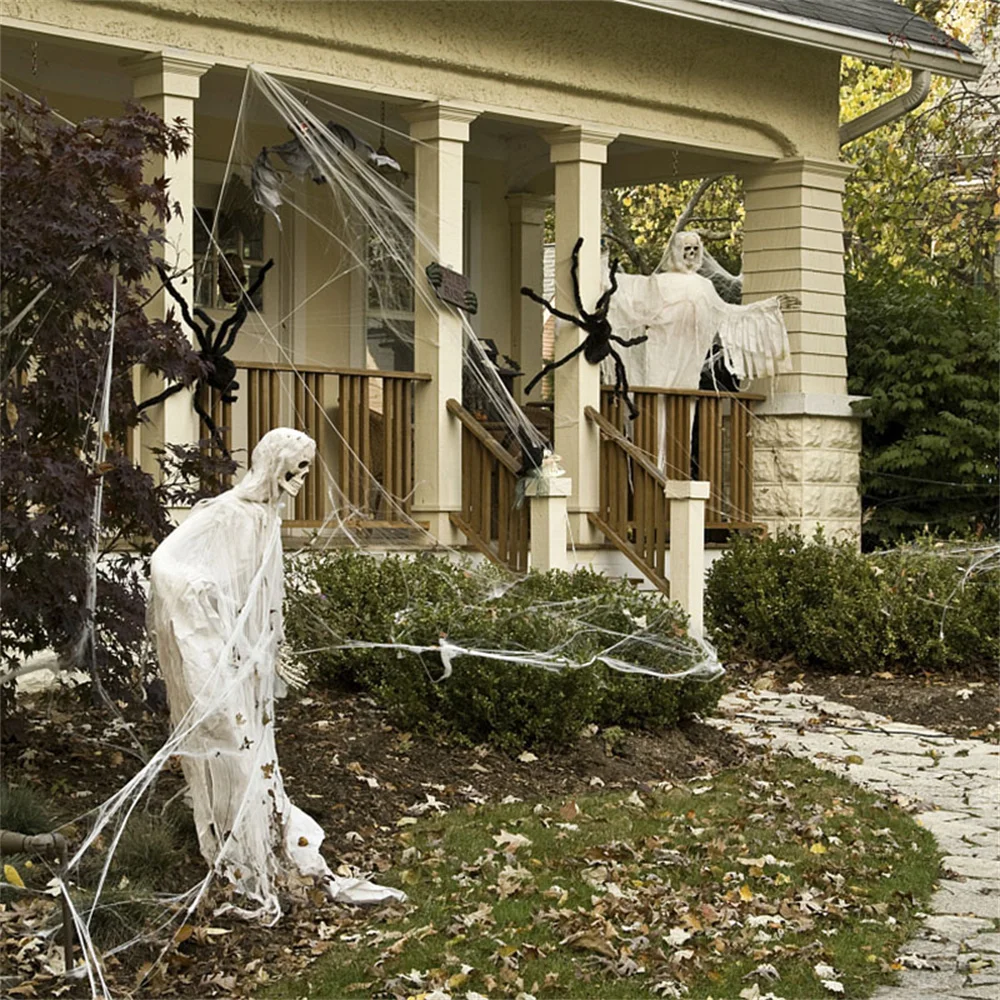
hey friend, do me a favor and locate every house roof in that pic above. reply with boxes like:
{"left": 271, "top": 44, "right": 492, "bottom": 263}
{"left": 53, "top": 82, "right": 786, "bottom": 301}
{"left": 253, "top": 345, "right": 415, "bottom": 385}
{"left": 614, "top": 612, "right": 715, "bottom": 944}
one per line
{"left": 619, "top": 0, "right": 983, "bottom": 80}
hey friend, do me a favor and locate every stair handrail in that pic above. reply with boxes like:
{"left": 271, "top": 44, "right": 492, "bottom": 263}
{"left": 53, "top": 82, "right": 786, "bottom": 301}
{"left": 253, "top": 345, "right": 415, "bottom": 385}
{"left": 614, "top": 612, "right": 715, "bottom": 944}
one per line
{"left": 446, "top": 398, "right": 521, "bottom": 473}
{"left": 584, "top": 405, "right": 669, "bottom": 484}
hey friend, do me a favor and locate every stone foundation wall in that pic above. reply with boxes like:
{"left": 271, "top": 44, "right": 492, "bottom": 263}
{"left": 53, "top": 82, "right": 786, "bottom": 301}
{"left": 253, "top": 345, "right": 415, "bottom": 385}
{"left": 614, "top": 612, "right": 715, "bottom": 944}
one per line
{"left": 752, "top": 412, "right": 861, "bottom": 541}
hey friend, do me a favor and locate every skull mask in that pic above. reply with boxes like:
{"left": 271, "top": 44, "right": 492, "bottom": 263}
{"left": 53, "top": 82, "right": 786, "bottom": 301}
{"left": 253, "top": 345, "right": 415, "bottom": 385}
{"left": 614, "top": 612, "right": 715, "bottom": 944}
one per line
{"left": 234, "top": 427, "right": 317, "bottom": 504}
{"left": 280, "top": 457, "right": 311, "bottom": 497}
{"left": 668, "top": 232, "right": 705, "bottom": 274}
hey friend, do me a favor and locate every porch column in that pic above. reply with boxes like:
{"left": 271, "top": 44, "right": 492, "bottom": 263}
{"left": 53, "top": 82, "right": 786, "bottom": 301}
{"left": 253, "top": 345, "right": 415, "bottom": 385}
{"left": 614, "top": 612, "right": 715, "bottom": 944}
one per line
{"left": 404, "top": 103, "right": 479, "bottom": 544}
{"left": 129, "top": 53, "right": 209, "bottom": 476}
{"left": 506, "top": 193, "right": 549, "bottom": 403}
{"left": 544, "top": 127, "right": 617, "bottom": 544}
{"left": 742, "top": 158, "right": 862, "bottom": 541}
{"left": 665, "top": 481, "right": 710, "bottom": 639}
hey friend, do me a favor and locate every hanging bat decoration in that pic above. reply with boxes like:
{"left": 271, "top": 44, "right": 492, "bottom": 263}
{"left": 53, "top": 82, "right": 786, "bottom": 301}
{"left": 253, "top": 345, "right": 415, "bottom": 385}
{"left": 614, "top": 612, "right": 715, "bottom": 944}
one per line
{"left": 251, "top": 121, "right": 402, "bottom": 228}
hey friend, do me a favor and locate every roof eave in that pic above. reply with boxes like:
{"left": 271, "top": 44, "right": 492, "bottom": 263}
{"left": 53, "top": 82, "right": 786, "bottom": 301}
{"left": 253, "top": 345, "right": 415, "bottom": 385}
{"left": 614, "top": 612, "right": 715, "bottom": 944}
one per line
{"left": 617, "top": 0, "right": 985, "bottom": 82}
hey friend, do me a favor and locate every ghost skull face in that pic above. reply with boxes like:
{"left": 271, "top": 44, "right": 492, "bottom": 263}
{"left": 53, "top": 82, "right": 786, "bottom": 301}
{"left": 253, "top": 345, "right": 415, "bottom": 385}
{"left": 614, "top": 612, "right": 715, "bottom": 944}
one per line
{"left": 280, "top": 459, "right": 311, "bottom": 497}
{"left": 676, "top": 233, "right": 704, "bottom": 273}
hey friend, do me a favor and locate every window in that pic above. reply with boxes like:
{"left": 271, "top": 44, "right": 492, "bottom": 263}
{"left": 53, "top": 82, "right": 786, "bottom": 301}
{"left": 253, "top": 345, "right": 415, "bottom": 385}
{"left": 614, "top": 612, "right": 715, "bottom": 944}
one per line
{"left": 193, "top": 178, "right": 267, "bottom": 312}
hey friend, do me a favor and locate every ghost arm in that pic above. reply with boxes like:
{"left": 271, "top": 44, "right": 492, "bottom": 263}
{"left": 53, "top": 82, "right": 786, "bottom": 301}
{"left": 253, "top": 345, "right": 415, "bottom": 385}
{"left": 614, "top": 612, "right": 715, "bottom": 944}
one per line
{"left": 712, "top": 294, "right": 793, "bottom": 382}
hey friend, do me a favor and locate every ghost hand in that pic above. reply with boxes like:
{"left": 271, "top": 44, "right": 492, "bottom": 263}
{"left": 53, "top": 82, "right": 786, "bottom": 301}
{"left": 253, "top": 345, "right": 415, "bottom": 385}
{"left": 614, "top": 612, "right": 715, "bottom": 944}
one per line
{"left": 778, "top": 294, "right": 801, "bottom": 311}
{"left": 276, "top": 648, "right": 310, "bottom": 691}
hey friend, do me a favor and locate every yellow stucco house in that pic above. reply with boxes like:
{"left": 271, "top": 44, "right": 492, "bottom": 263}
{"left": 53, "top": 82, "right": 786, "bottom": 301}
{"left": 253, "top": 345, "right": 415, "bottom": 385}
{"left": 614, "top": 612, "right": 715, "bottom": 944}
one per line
{"left": 0, "top": 1, "right": 982, "bottom": 612}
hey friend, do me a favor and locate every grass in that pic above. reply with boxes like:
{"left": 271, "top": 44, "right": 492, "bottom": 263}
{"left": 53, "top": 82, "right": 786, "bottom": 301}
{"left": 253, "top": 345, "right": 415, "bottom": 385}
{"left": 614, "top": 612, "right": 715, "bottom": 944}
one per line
{"left": 267, "top": 755, "right": 939, "bottom": 1000}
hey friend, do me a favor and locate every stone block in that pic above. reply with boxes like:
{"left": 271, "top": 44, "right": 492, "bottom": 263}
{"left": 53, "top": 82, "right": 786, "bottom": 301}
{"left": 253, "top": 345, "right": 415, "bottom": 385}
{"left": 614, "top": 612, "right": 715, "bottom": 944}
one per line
{"left": 802, "top": 448, "right": 857, "bottom": 484}
{"left": 924, "top": 914, "right": 994, "bottom": 940}
{"left": 752, "top": 415, "right": 804, "bottom": 450}
{"left": 932, "top": 881, "right": 1000, "bottom": 921}
{"left": 802, "top": 484, "right": 860, "bottom": 519}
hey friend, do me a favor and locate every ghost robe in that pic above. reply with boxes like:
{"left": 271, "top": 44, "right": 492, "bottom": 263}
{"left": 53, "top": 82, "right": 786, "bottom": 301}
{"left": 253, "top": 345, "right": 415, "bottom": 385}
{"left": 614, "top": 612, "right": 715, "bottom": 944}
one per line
{"left": 148, "top": 429, "right": 403, "bottom": 921}
{"left": 605, "top": 270, "right": 791, "bottom": 472}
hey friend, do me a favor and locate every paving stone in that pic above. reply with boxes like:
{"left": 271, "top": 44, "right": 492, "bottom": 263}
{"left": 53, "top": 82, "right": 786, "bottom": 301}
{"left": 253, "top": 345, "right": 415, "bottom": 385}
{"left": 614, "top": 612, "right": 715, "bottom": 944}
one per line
{"left": 970, "top": 932, "right": 1000, "bottom": 955}
{"left": 932, "top": 881, "right": 1000, "bottom": 921}
{"left": 871, "top": 968, "right": 973, "bottom": 998}
{"left": 924, "top": 914, "right": 995, "bottom": 940}
{"left": 942, "top": 856, "right": 1000, "bottom": 880}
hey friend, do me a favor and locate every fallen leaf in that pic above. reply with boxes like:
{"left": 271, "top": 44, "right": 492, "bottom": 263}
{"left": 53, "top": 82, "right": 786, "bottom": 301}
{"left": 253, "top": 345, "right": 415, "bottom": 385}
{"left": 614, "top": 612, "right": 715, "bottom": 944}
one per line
{"left": 517, "top": 751, "right": 538, "bottom": 763}
{"left": 810, "top": 842, "right": 828, "bottom": 855}
{"left": 4, "top": 864, "right": 25, "bottom": 888}
{"left": 562, "top": 931, "right": 618, "bottom": 959}
{"left": 493, "top": 829, "right": 532, "bottom": 852}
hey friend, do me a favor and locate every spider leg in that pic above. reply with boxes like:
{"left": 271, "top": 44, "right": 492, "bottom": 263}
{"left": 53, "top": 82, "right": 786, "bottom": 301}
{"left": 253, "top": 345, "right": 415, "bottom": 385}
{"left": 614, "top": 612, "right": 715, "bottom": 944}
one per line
{"left": 193, "top": 390, "right": 231, "bottom": 457}
{"left": 214, "top": 259, "right": 275, "bottom": 354}
{"left": 609, "top": 346, "right": 640, "bottom": 420}
{"left": 569, "top": 236, "right": 589, "bottom": 320}
{"left": 523, "top": 339, "right": 588, "bottom": 396}
{"left": 155, "top": 264, "right": 205, "bottom": 342}
{"left": 519, "top": 286, "right": 586, "bottom": 330}
{"left": 593, "top": 257, "right": 621, "bottom": 315}
{"left": 192, "top": 308, "right": 216, "bottom": 342}
{"left": 610, "top": 333, "right": 649, "bottom": 348}
{"left": 134, "top": 380, "right": 184, "bottom": 414}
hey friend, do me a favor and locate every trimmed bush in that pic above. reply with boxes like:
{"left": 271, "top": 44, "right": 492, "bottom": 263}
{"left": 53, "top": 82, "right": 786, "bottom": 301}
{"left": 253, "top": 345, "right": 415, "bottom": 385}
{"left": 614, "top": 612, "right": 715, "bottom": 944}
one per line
{"left": 285, "top": 556, "right": 721, "bottom": 748}
{"left": 705, "top": 529, "right": 998, "bottom": 675}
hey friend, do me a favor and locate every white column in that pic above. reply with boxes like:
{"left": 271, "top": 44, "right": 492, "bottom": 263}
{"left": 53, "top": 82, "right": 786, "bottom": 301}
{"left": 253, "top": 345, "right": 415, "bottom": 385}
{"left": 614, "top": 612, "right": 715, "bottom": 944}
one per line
{"left": 525, "top": 477, "right": 572, "bottom": 572}
{"left": 404, "top": 103, "right": 479, "bottom": 544}
{"left": 665, "top": 481, "right": 710, "bottom": 639}
{"left": 129, "top": 53, "right": 209, "bottom": 474}
{"left": 506, "top": 193, "right": 549, "bottom": 403}
{"left": 742, "top": 158, "right": 862, "bottom": 541}
{"left": 544, "top": 127, "right": 617, "bottom": 544}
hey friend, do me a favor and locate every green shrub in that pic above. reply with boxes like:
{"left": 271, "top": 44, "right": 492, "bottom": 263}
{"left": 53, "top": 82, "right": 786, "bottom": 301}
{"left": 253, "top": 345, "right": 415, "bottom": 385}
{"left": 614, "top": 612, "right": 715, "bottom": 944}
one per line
{"left": 705, "top": 528, "right": 998, "bottom": 675}
{"left": 285, "top": 556, "right": 722, "bottom": 748}
{"left": 0, "top": 783, "right": 57, "bottom": 836}
{"left": 871, "top": 538, "right": 999, "bottom": 674}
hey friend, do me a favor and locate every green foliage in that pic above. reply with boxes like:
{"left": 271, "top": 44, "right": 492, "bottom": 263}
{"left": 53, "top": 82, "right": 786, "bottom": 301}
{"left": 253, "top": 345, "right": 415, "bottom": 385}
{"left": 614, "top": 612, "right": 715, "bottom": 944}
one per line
{"left": 705, "top": 529, "right": 998, "bottom": 675}
{"left": 846, "top": 260, "right": 999, "bottom": 546}
{"left": 107, "top": 810, "right": 187, "bottom": 891}
{"left": 285, "top": 554, "right": 721, "bottom": 748}
{"left": 0, "top": 783, "right": 57, "bottom": 836}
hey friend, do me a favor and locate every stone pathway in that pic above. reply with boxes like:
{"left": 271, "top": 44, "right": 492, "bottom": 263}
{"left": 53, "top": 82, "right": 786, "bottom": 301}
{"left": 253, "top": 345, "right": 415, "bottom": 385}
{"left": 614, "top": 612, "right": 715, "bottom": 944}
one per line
{"left": 712, "top": 687, "right": 1000, "bottom": 1000}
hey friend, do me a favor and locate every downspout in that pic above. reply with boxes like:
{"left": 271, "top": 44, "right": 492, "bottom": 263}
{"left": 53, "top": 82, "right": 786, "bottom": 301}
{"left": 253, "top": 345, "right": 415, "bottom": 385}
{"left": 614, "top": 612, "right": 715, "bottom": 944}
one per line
{"left": 839, "top": 68, "right": 932, "bottom": 146}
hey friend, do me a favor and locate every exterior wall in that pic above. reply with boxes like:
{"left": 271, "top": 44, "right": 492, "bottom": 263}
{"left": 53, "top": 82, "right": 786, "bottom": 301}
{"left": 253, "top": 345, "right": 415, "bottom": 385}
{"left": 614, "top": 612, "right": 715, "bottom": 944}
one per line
{"left": 7, "top": 0, "right": 840, "bottom": 160}
{"left": 752, "top": 408, "right": 862, "bottom": 542}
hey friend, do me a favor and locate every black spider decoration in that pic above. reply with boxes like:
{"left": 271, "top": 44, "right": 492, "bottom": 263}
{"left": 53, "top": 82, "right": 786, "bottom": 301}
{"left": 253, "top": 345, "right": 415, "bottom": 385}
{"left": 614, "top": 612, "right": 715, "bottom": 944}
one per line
{"left": 520, "top": 237, "right": 647, "bottom": 420}
{"left": 136, "top": 259, "right": 274, "bottom": 455}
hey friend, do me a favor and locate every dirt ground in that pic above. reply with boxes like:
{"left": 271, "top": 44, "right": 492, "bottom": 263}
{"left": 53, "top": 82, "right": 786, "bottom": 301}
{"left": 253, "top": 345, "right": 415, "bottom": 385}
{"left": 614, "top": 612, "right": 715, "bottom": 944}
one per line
{"left": 1, "top": 661, "right": 995, "bottom": 997}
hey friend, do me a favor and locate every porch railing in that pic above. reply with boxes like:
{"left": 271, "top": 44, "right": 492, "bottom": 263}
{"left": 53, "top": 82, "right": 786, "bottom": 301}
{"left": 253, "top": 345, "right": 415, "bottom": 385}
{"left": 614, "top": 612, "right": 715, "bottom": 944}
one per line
{"left": 586, "top": 404, "right": 671, "bottom": 594}
{"left": 600, "top": 386, "right": 763, "bottom": 529}
{"left": 199, "top": 362, "right": 430, "bottom": 528}
{"left": 447, "top": 398, "right": 530, "bottom": 572}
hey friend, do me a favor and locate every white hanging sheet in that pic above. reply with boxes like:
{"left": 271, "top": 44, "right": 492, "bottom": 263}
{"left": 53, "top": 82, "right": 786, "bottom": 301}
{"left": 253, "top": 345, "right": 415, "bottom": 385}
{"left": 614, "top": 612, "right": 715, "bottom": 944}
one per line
{"left": 607, "top": 270, "right": 791, "bottom": 390}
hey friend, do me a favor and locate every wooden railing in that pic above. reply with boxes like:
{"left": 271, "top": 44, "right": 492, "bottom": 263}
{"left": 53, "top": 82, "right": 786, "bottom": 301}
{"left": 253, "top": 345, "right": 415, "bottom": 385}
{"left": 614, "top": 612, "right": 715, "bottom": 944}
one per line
{"left": 447, "top": 398, "right": 530, "bottom": 572}
{"left": 199, "top": 362, "right": 430, "bottom": 527}
{"left": 600, "top": 386, "right": 763, "bottom": 529}
{"left": 586, "top": 405, "right": 671, "bottom": 594}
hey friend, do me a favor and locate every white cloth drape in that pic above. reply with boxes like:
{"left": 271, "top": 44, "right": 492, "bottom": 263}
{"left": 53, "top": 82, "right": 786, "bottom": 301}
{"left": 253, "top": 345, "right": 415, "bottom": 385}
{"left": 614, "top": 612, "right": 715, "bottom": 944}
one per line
{"left": 607, "top": 270, "right": 791, "bottom": 390}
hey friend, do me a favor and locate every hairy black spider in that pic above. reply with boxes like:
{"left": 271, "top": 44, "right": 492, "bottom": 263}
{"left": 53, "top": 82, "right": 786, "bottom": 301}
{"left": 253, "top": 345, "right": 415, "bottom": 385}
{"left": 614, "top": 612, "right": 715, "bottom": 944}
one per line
{"left": 520, "top": 237, "right": 647, "bottom": 420}
{"left": 136, "top": 259, "right": 274, "bottom": 456}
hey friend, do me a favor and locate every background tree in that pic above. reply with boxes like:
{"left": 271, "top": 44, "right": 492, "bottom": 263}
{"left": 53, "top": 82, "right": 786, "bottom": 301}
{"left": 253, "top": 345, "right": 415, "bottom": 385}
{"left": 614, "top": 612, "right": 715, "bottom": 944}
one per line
{"left": 0, "top": 94, "right": 229, "bottom": 702}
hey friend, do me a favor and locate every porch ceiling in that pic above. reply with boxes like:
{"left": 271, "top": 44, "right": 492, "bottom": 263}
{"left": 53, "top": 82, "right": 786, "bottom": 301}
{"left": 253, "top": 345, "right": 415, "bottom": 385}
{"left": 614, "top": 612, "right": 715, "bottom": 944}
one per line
{"left": 1, "top": 30, "right": 757, "bottom": 196}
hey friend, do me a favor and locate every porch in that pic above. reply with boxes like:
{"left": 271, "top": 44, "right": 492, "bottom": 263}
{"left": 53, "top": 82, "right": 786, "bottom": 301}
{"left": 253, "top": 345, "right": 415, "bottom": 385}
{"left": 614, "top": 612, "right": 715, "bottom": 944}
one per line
{"left": 1, "top": 3, "right": 862, "bottom": 614}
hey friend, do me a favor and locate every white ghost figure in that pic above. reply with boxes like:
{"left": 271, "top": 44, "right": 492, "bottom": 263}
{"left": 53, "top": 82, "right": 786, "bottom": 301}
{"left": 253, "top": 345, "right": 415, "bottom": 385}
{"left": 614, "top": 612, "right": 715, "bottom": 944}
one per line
{"left": 608, "top": 231, "right": 794, "bottom": 393}
{"left": 604, "top": 232, "right": 795, "bottom": 474}
{"left": 148, "top": 427, "right": 405, "bottom": 921}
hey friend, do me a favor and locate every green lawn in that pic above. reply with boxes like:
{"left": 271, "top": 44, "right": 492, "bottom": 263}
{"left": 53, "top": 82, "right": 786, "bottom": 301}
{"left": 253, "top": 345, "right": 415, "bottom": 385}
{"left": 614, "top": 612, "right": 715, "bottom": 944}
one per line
{"left": 268, "top": 756, "right": 939, "bottom": 1000}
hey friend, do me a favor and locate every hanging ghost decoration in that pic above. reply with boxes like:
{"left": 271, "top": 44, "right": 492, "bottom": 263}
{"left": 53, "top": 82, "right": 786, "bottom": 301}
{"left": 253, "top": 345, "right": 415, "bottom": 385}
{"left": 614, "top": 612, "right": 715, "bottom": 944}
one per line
{"left": 148, "top": 428, "right": 405, "bottom": 920}
{"left": 607, "top": 231, "right": 796, "bottom": 391}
